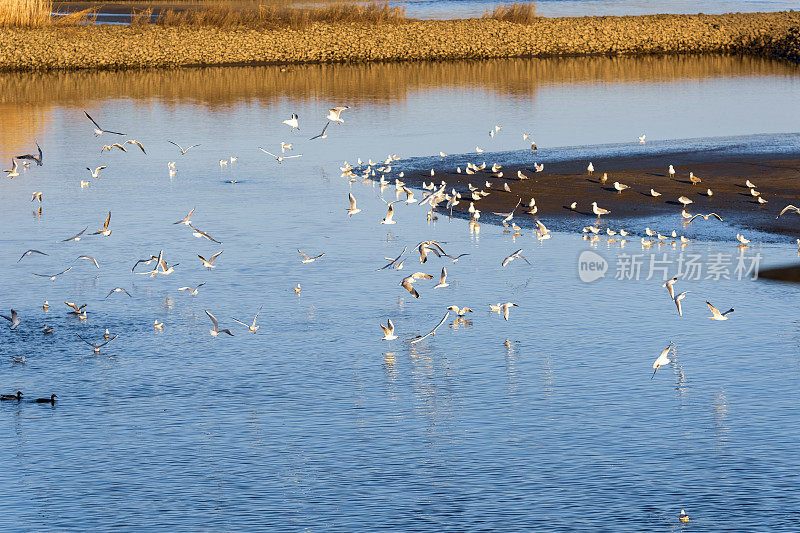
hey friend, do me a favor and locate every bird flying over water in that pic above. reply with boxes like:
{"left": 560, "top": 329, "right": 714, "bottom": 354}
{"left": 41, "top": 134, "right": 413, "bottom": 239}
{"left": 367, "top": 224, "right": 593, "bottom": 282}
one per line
{"left": 125, "top": 139, "right": 147, "bottom": 154}
{"left": 707, "top": 301, "right": 734, "bottom": 321}
{"left": 410, "top": 312, "right": 450, "bottom": 344}
{"left": 91, "top": 212, "right": 112, "bottom": 236}
{"left": 105, "top": 287, "right": 132, "bottom": 298}
{"left": 282, "top": 113, "right": 299, "bottom": 131}
{"left": 652, "top": 342, "right": 674, "bottom": 378}
{"left": 310, "top": 123, "right": 329, "bottom": 140}
{"left": 101, "top": 143, "right": 126, "bottom": 153}
{"left": 231, "top": 306, "right": 262, "bottom": 333}
{"left": 178, "top": 283, "right": 206, "bottom": 296}
{"left": 298, "top": 249, "right": 324, "bottom": 263}
{"left": 4, "top": 159, "right": 19, "bottom": 177}
{"left": 258, "top": 147, "right": 302, "bottom": 163}
{"left": 347, "top": 193, "right": 361, "bottom": 216}
{"left": 379, "top": 319, "right": 397, "bottom": 340}
{"left": 32, "top": 266, "right": 72, "bottom": 281}
{"left": 501, "top": 249, "right": 530, "bottom": 267}
{"left": 0, "top": 309, "right": 20, "bottom": 330}
{"left": 84, "top": 111, "right": 125, "bottom": 136}
{"left": 16, "top": 142, "right": 43, "bottom": 166}
{"left": 777, "top": 205, "right": 800, "bottom": 219}
{"left": 174, "top": 208, "right": 195, "bottom": 226}
{"left": 205, "top": 310, "right": 234, "bottom": 337}
{"left": 18, "top": 249, "right": 47, "bottom": 262}
{"left": 76, "top": 333, "right": 118, "bottom": 353}
{"left": 326, "top": 106, "right": 350, "bottom": 124}
{"left": 168, "top": 141, "right": 200, "bottom": 155}
{"left": 198, "top": 251, "right": 223, "bottom": 269}
{"left": 60, "top": 227, "right": 88, "bottom": 242}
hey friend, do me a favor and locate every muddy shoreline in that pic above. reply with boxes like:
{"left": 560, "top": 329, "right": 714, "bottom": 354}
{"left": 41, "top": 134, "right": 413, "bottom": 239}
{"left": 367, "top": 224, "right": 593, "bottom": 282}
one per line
{"left": 397, "top": 149, "right": 800, "bottom": 238}
{"left": 3, "top": 11, "right": 800, "bottom": 71}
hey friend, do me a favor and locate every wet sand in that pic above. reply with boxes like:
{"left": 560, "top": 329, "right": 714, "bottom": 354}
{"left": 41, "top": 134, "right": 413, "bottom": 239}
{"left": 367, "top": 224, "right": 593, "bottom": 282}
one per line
{"left": 401, "top": 150, "right": 800, "bottom": 237}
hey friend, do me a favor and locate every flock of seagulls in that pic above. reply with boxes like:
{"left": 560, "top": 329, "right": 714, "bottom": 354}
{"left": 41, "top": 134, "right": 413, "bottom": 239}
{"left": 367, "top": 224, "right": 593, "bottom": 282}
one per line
{"left": 1, "top": 108, "right": 791, "bottom": 521}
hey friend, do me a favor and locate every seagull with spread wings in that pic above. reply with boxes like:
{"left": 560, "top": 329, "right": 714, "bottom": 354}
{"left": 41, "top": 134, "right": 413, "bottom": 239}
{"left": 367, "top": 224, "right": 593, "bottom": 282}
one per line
{"left": 84, "top": 111, "right": 125, "bottom": 136}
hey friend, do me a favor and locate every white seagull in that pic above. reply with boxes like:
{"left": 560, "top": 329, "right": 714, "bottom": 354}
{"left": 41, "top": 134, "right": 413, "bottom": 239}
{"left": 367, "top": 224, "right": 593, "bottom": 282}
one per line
{"left": 231, "top": 306, "right": 262, "bottom": 333}
{"left": 707, "top": 301, "right": 734, "bottom": 321}
{"left": 326, "top": 106, "right": 349, "bottom": 123}
{"left": 652, "top": 342, "right": 674, "bottom": 378}
{"left": 84, "top": 111, "right": 125, "bottom": 136}
{"left": 379, "top": 319, "right": 397, "bottom": 340}
{"left": 168, "top": 141, "right": 200, "bottom": 155}
{"left": 205, "top": 310, "right": 234, "bottom": 337}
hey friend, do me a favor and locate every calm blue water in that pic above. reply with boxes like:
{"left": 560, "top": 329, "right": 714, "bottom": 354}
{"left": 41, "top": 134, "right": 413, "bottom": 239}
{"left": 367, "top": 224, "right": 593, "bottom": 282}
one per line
{"left": 2, "top": 56, "right": 800, "bottom": 530}
{"left": 393, "top": 0, "right": 800, "bottom": 18}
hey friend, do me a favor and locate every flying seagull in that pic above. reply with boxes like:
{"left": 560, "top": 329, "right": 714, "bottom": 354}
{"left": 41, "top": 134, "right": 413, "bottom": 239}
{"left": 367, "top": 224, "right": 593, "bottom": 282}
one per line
{"left": 76, "top": 333, "right": 118, "bottom": 354}
{"left": 198, "top": 251, "right": 223, "bottom": 269}
{"left": 205, "top": 310, "right": 234, "bottom": 337}
{"left": 18, "top": 249, "right": 48, "bottom": 262}
{"left": 652, "top": 342, "right": 674, "bottom": 379}
{"left": 258, "top": 147, "right": 302, "bottom": 163}
{"left": 84, "top": 111, "right": 125, "bottom": 136}
{"left": 0, "top": 309, "right": 20, "bottom": 330}
{"left": 376, "top": 247, "right": 407, "bottom": 271}
{"left": 379, "top": 319, "right": 397, "bottom": 340}
{"left": 501, "top": 249, "right": 531, "bottom": 267}
{"left": 105, "top": 287, "right": 132, "bottom": 298}
{"left": 168, "top": 141, "right": 200, "bottom": 155}
{"left": 75, "top": 255, "right": 100, "bottom": 269}
{"left": 410, "top": 311, "right": 450, "bottom": 344}
{"left": 707, "top": 301, "right": 734, "bottom": 321}
{"left": 15, "top": 142, "right": 43, "bottom": 166}
{"left": 90, "top": 212, "right": 112, "bottom": 236}
{"left": 326, "top": 106, "right": 350, "bottom": 124}
{"left": 174, "top": 208, "right": 195, "bottom": 225}
{"left": 282, "top": 113, "right": 299, "bottom": 131}
{"left": 310, "top": 123, "right": 329, "bottom": 140}
{"left": 178, "top": 283, "right": 206, "bottom": 296}
{"left": 347, "top": 193, "right": 361, "bottom": 216}
{"left": 125, "top": 140, "right": 147, "bottom": 154}
{"left": 32, "top": 266, "right": 72, "bottom": 281}
{"left": 231, "top": 306, "right": 262, "bottom": 333}
{"left": 298, "top": 249, "right": 325, "bottom": 263}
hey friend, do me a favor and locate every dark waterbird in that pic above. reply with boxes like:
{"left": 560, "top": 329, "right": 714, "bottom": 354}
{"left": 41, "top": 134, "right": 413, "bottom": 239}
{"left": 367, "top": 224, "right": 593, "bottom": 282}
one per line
{"left": 1, "top": 391, "right": 23, "bottom": 401}
{"left": 34, "top": 394, "right": 58, "bottom": 404}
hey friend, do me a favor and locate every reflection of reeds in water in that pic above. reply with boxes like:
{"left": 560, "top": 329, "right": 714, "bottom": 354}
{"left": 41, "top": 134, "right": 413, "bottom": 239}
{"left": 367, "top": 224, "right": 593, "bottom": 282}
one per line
{"left": 0, "top": 54, "right": 793, "bottom": 157}
{"left": 0, "top": 54, "right": 793, "bottom": 106}
{"left": 0, "top": 104, "right": 49, "bottom": 166}
{"left": 485, "top": 3, "right": 537, "bottom": 23}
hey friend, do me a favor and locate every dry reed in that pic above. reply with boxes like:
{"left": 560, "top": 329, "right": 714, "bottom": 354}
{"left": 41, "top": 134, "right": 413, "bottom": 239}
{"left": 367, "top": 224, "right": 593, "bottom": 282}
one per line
{"left": 0, "top": 0, "right": 100, "bottom": 27}
{"left": 141, "top": 1, "right": 407, "bottom": 28}
{"left": 0, "top": 0, "right": 52, "bottom": 27}
{"left": 484, "top": 3, "right": 537, "bottom": 23}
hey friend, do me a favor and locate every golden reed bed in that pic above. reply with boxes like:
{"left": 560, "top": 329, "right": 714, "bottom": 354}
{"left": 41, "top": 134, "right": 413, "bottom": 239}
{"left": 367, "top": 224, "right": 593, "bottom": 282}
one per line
{"left": 1, "top": 5, "right": 800, "bottom": 71}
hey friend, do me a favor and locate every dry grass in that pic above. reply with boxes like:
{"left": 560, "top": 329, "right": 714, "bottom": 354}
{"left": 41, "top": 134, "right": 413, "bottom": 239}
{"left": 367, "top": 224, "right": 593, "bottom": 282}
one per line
{"left": 485, "top": 3, "right": 537, "bottom": 23}
{"left": 0, "top": 0, "right": 99, "bottom": 27}
{"left": 0, "top": 0, "right": 52, "bottom": 27}
{"left": 131, "top": 1, "right": 407, "bottom": 28}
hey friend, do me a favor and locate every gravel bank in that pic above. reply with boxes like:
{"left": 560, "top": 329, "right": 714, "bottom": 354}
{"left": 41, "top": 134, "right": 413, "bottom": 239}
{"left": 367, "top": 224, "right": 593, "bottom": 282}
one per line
{"left": 2, "top": 11, "right": 800, "bottom": 71}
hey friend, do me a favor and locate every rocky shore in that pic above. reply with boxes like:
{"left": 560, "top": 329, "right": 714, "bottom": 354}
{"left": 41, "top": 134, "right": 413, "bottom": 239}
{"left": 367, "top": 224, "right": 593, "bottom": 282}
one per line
{"left": 2, "top": 11, "right": 800, "bottom": 71}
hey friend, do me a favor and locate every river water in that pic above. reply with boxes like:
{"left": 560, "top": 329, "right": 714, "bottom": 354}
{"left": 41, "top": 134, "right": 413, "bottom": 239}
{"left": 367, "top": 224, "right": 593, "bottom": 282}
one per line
{"left": 2, "top": 55, "right": 800, "bottom": 530}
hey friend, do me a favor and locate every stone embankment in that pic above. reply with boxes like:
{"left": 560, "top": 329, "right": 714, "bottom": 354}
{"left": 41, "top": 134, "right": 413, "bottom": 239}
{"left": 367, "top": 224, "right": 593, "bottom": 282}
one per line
{"left": 2, "top": 11, "right": 800, "bottom": 71}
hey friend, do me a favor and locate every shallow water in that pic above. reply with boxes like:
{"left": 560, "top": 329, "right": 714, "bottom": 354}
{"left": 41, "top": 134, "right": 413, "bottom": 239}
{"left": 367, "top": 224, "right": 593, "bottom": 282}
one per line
{"left": 399, "top": 0, "right": 800, "bottom": 19}
{"left": 2, "top": 55, "right": 800, "bottom": 530}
